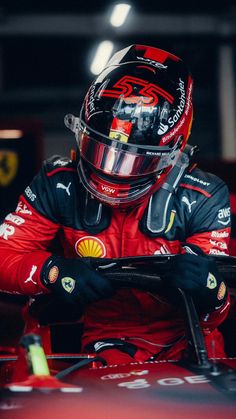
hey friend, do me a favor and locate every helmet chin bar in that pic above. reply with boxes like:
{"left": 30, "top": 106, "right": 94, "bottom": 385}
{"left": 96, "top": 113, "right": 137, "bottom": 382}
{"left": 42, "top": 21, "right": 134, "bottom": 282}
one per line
{"left": 77, "top": 159, "right": 162, "bottom": 208}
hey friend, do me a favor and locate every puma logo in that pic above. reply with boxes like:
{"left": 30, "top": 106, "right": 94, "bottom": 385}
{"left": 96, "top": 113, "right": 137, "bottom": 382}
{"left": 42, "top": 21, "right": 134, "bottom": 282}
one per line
{"left": 182, "top": 196, "right": 196, "bottom": 213}
{"left": 56, "top": 182, "right": 72, "bottom": 196}
{"left": 25, "top": 265, "right": 37, "bottom": 285}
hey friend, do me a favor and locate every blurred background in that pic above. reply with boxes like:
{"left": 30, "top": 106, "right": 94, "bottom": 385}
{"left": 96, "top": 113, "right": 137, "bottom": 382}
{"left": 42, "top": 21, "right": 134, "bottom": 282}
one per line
{"left": 0, "top": 0, "right": 235, "bottom": 247}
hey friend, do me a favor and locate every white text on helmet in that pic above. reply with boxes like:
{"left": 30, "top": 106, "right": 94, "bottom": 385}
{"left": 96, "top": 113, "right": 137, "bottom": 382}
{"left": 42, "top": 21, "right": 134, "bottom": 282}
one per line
{"left": 168, "top": 78, "right": 185, "bottom": 127}
{"left": 136, "top": 56, "right": 168, "bottom": 69}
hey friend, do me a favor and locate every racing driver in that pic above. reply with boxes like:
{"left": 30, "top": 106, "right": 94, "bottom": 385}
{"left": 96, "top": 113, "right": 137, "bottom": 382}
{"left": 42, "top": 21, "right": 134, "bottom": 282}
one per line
{"left": 0, "top": 44, "right": 232, "bottom": 365}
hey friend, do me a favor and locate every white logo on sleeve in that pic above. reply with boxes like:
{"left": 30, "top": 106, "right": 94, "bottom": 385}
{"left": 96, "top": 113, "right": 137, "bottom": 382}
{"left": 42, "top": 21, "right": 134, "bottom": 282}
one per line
{"left": 56, "top": 182, "right": 72, "bottom": 196}
{"left": 209, "top": 239, "right": 227, "bottom": 250}
{"left": 211, "top": 230, "right": 229, "bottom": 238}
{"left": 218, "top": 207, "right": 230, "bottom": 225}
{"left": 53, "top": 159, "right": 70, "bottom": 166}
{"left": 24, "top": 265, "right": 37, "bottom": 285}
{"left": 16, "top": 201, "right": 32, "bottom": 215}
{"left": 25, "top": 186, "right": 36, "bottom": 202}
{"left": 154, "top": 244, "right": 170, "bottom": 255}
{"left": 5, "top": 213, "right": 25, "bottom": 226}
{"left": 181, "top": 196, "right": 196, "bottom": 213}
{"left": 0, "top": 223, "right": 15, "bottom": 240}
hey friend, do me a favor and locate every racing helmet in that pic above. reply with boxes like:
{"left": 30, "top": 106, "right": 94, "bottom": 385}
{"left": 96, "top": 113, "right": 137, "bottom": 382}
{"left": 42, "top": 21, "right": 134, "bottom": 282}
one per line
{"left": 65, "top": 44, "right": 193, "bottom": 207}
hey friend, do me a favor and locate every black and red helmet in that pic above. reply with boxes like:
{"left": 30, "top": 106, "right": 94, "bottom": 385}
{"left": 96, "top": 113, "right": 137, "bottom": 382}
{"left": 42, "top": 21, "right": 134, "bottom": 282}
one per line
{"left": 65, "top": 44, "right": 193, "bottom": 207}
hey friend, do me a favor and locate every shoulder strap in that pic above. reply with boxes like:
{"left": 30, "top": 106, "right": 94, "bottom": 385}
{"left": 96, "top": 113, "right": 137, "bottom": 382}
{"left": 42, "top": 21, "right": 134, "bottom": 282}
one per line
{"left": 140, "top": 145, "right": 195, "bottom": 236}
{"left": 80, "top": 189, "right": 112, "bottom": 234}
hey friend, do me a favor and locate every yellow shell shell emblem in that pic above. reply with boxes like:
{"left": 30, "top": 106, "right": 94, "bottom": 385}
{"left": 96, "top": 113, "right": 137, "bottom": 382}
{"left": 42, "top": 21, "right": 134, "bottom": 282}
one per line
{"left": 75, "top": 236, "right": 106, "bottom": 258}
{"left": 0, "top": 150, "right": 18, "bottom": 186}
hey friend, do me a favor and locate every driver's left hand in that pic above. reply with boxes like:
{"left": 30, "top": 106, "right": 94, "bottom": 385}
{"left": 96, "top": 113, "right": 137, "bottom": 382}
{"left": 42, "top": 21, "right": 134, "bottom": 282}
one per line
{"left": 163, "top": 252, "right": 228, "bottom": 312}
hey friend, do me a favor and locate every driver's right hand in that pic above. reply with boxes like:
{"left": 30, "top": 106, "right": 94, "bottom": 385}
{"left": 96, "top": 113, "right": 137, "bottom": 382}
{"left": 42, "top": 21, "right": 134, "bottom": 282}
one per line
{"left": 40, "top": 255, "right": 115, "bottom": 305}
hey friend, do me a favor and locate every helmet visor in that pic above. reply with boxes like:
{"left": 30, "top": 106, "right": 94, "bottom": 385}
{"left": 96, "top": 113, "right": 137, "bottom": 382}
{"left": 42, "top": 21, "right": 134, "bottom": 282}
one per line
{"left": 78, "top": 120, "right": 180, "bottom": 178}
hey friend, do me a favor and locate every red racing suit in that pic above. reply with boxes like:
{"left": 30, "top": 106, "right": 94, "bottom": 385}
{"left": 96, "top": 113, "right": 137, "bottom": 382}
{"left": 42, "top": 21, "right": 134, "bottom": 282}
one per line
{"left": 0, "top": 155, "right": 232, "bottom": 361}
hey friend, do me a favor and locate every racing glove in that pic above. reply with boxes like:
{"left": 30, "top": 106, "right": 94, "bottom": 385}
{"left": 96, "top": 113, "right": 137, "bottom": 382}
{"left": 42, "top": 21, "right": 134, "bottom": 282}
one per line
{"left": 163, "top": 252, "right": 228, "bottom": 313}
{"left": 41, "top": 256, "right": 115, "bottom": 305}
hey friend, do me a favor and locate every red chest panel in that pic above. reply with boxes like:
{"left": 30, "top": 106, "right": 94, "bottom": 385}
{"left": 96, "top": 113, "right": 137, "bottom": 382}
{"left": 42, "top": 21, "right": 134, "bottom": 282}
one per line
{"left": 61, "top": 205, "right": 181, "bottom": 259}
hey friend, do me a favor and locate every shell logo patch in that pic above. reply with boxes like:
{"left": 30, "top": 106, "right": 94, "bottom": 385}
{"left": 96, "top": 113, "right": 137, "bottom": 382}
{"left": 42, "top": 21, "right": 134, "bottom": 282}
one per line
{"left": 48, "top": 266, "right": 59, "bottom": 284}
{"left": 217, "top": 281, "right": 226, "bottom": 300}
{"left": 75, "top": 236, "right": 106, "bottom": 258}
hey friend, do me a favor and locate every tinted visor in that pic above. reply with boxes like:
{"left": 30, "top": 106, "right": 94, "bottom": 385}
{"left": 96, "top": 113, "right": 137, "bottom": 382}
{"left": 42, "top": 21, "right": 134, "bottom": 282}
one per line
{"left": 78, "top": 120, "right": 180, "bottom": 178}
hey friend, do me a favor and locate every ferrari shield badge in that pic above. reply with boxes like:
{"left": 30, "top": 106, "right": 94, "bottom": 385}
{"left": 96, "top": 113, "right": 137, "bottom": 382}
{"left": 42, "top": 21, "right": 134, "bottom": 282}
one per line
{"left": 61, "top": 277, "right": 76, "bottom": 293}
{"left": 0, "top": 150, "right": 18, "bottom": 186}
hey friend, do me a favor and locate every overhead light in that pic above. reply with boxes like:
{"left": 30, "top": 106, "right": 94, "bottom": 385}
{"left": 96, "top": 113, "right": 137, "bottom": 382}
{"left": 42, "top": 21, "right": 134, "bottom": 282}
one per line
{"left": 0, "top": 129, "right": 23, "bottom": 139}
{"left": 90, "top": 41, "right": 114, "bottom": 75}
{"left": 110, "top": 3, "right": 131, "bottom": 27}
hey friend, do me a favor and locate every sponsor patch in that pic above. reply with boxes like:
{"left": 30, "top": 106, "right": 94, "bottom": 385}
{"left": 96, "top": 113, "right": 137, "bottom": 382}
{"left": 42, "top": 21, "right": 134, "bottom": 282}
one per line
{"left": 218, "top": 207, "right": 230, "bottom": 219}
{"left": 5, "top": 213, "right": 25, "bottom": 226}
{"left": 184, "top": 174, "right": 210, "bottom": 187}
{"left": 211, "top": 230, "right": 229, "bottom": 238}
{"left": 16, "top": 201, "right": 32, "bottom": 215}
{"left": 209, "top": 249, "right": 228, "bottom": 255}
{"left": 217, "top": 281, "right": 226, "bottom": 300}
{"left": 217, "top": 207, "right": 230, "bottom": 226}
{"left": 209, "top": 239, "right": 227, "bottom": 250}
{"left": 167, "top": 78, "right": 185, "bottom": 128}
{"left": 75, "top": 236, "right": 106, "bottom": 258}
{"left": 25, "top": 186, "right": 36, "bottom": 202}
{"left": 0, "top": 223, "right": 15, "bottom": 240}
{"left": 53, "top": 159, "right": 70, "bottom": 166}
{"left": 207, "top": 272, "right": 217, "bottom": 289}
{"left": 48, "top": 266, "right": 59, "bottom": 284}
{"left": 61, "top": 277, "right": 75, "bottom": 293}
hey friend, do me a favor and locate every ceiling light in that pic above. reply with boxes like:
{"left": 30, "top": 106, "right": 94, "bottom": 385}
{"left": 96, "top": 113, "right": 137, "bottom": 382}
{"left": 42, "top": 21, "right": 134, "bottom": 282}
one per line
{"left": 90, "top": 41, "right": 114, "bottom": 75}
{"left": 110, "top": 4, "right": 131, "bottom": 27}
{"left": 0, "top": 130, "right": 23, "bottom": 139}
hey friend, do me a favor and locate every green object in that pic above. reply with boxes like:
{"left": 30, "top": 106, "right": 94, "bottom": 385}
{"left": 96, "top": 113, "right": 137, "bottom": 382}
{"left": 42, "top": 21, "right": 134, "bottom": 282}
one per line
{"left": 28, "top": 344, "right": 50, "bottom": 376}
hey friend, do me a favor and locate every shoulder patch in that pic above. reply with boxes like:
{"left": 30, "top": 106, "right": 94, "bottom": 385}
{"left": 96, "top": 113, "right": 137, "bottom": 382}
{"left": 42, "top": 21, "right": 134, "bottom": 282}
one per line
{"left": 51, "top": 156, "right": 72, "bottom": 167}
{"left": 179, "top": 167, "right": 224, "bottom": 198}
{"left": 44, "top": 155, "right": 76, "bottom": 177}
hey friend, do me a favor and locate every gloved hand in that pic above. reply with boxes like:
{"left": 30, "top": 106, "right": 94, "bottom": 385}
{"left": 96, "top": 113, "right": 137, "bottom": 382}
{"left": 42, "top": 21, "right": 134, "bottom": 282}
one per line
{"left": 41, "top": 256, "right": 115, "bottom": 305}
{"left": 163, "top": 253, "right": 227, "bottom": 312}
